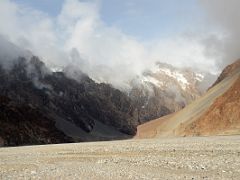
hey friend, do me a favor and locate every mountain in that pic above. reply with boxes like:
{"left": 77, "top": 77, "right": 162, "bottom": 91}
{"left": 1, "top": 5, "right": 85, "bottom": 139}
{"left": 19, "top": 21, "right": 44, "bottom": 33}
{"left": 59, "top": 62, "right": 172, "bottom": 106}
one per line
{"left": 0, "top": 56, "right": 138, "bottom": 146}
{"left": 136, "top": 59, "right": 240, "bottom": 138}
{"left": 129, "top": 62, "right": 214, "bottom": 123}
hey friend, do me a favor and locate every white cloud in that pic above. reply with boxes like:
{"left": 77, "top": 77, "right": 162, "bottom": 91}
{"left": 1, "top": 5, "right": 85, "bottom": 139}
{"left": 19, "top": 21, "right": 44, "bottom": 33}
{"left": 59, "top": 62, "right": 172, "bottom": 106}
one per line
{"left": 0, "top": 0, "right": 223, "bottom": 89}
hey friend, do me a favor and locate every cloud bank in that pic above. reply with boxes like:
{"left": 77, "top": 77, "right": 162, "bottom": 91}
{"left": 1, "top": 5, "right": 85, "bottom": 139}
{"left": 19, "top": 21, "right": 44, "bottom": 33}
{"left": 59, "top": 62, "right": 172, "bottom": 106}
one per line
{"left": 0, "top": 0, "right": 237, "bottom": 89}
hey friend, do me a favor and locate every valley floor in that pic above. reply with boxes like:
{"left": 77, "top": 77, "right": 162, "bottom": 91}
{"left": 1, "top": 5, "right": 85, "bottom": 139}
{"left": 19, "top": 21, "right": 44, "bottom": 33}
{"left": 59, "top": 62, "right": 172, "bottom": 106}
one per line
{"left": 0, "top": 136, "right": 240, "bottom": 180}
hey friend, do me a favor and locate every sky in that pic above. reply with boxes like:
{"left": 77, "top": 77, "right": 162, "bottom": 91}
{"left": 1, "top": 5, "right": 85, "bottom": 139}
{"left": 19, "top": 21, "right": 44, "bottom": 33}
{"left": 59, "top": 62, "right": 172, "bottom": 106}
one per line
{"left": 13, "top": 0, "right": 205, "bottom": 40}
{"left": 12, "top": 0, "right": 64, "bottom": 16}
{"left": 0, "top": 0, "right": 239, "bottom": 89}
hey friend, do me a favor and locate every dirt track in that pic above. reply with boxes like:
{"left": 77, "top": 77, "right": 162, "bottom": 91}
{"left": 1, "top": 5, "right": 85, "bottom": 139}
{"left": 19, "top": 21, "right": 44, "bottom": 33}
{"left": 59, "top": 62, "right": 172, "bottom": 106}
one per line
{"left": 1, "top": 136, "right": 240, "bottom": 179}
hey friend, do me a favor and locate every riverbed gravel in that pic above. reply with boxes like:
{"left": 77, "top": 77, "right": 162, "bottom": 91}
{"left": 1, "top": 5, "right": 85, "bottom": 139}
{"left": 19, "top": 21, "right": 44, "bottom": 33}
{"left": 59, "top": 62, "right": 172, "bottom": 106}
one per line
{"left": 0, "top": 136, "right": 240, "bottom": 179}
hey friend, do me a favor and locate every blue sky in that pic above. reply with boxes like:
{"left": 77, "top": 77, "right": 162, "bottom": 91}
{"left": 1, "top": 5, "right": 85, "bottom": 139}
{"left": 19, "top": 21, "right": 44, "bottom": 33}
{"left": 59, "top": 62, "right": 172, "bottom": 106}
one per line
{"left": 100, "top": 0, "right": 205, "bottom": 40}
{"left": 13, "top": 0, "right": 64, "bottom": 16}
{"left": 12, "top": 0, "right": 205, "bottom": 40}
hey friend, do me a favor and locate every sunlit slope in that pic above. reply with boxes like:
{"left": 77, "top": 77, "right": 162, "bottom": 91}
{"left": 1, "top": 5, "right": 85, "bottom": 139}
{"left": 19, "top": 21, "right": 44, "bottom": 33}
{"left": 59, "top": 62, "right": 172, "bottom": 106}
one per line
{"left": 181, "top": 75, "right": 240, "bottom": 136}
{"left": 137, "top": 65, "right": 240, "bottom": 138}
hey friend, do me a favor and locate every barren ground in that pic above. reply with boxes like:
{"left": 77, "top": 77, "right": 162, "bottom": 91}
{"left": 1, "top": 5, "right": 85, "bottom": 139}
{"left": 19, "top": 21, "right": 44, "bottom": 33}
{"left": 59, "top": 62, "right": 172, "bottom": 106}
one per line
{"left": 1, "top": 136, "right": 240, "bottom": 179}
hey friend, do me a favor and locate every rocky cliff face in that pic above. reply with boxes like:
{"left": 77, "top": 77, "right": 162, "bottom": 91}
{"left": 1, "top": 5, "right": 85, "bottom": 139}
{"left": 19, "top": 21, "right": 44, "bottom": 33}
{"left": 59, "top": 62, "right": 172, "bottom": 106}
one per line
{"left": 129, "top": 62, "right": 212, "bottom": 123}
{"left": 0, "top": 56, "right": 138, "bottom": 146}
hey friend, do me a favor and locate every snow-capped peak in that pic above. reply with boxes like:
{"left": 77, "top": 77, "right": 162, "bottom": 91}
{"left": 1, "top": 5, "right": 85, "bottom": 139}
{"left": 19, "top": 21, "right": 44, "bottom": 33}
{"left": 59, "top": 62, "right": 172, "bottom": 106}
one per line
{"left": 158, "top": 68, "right": 190, "bottom": 90}
{"left": 142, "top": 76, "right": 163, "bottom": 87}
{"left": 137, "top": 62, "right": 205, "bottom": 92}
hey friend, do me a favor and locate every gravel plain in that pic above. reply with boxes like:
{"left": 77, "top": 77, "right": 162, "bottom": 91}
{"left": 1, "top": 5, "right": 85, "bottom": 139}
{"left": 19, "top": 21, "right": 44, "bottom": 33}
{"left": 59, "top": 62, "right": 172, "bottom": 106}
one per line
{"left": 0, "top": 136, "right": 240, "bottom": 180}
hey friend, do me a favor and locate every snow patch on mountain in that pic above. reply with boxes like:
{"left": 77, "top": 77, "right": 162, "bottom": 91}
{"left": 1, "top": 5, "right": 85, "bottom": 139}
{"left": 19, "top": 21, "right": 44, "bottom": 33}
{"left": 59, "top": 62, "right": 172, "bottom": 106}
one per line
{"left": 149, "top": 65, "right": 203, "bottom": 90}
{"left": 142, "top": 76, "right": 163, "bottom": 87}
{"left": 51, "top": 67, "right": 63, "bottom": 73}
{"left": 196, "top": 73, "right": 204, "bottom": 81}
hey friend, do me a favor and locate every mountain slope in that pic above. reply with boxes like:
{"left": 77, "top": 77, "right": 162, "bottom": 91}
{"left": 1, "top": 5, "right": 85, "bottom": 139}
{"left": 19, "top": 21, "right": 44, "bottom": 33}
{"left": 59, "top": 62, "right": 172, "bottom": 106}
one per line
{"left": 136, "top": 59, "right": 240, "bottom": 138}
{"left": 181, "top": 62, "right": 240, "bottom": 136}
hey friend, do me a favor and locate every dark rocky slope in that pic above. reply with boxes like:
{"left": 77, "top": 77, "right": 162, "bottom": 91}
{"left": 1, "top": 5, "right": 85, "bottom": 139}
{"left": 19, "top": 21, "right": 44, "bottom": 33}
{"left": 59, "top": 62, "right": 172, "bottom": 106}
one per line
{"left": 0, "top": 56, "right": 138, "bottom": 146}
{"left": 0, "top": 96, "right": 72, "bottom": 146}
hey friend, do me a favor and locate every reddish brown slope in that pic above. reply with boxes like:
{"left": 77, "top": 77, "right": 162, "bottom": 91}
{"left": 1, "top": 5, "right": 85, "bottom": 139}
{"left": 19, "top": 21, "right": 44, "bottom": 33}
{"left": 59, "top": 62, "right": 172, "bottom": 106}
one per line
{"left": 182, "top": 76, "right": 240, "bottom": 136}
